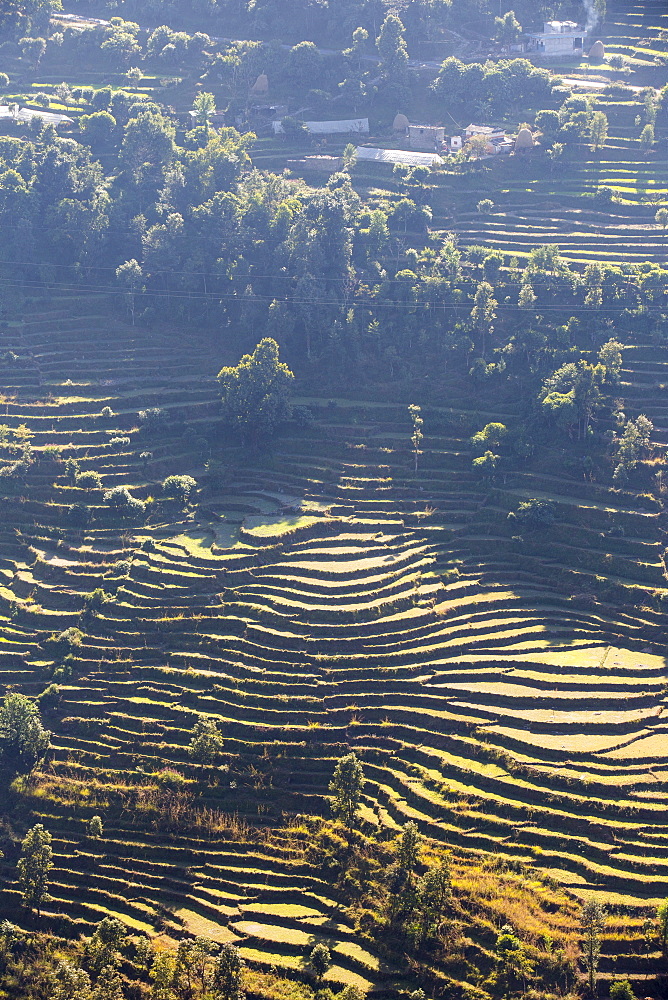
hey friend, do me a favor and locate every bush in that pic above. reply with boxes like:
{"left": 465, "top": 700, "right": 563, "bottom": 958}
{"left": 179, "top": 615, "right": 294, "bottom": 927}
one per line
{"left": 103, "top": 485, "right": 145, "bottom": 517}
{"left": 75, "top": 469, "right": 102, "bottom": 490}
{"left": 510, "top": 498, "right": 556, "bottom": 529}
{"left": 99, "top": 406, "right": 115, "bottom": 419}
{"left": 83, "top": 588, "right": 110, "bottom": 611}
{"left": 67, "top": 503, "right": 90, "bottom": 525}
{"left": 162, "top": 474, "right": 197, "bottom": 503}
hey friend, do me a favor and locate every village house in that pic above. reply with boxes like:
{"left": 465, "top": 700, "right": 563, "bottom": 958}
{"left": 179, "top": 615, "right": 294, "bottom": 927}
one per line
{"left": 525, "top": 21, "right": 585, "bottom": 58}
{"left": 408, "top": 124, "right": 446, "bottom": 152}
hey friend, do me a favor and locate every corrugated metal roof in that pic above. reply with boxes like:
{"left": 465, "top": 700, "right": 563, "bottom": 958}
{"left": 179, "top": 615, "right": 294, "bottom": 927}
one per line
{"left": 354, "top": 146, "right": 442, "bottom": 167}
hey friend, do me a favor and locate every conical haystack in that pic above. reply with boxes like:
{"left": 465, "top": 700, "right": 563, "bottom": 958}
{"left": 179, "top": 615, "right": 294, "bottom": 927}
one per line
{"left": 515, "top": 127, "right": 534, "bottom": 152}
{"left": 250, "top": 73, "right": 269, "bottom": 95}
{"left": 393, "top": 112, "right": 409, "bottom": 132}
{"left": 589, "top": 40, "right": 605, "bottom": 61}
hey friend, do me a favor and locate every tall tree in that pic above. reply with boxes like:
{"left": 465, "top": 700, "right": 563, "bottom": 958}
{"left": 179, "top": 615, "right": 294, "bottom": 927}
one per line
{"left": 217, "top": 338, "right": 294, "bottom": 447}
{"left": 408, "top": 404, "right": 423, "bottom": 474}
{"left": 17, "top": 823, "right": 53, "bottom": 916}
{"left": 0, "top": 691, "right": 50, "bottom": 773}
{"left": 329, "top": 751, "right": 364, "bottom": 834}
{"left": 470, "top": 282, "right": 497, "bottom": 357}
{"left": 581, "top": 899, "right": 606, "bottom": 995}
{"left": 376, "top": 14, "right": 408, "bottom": 81}
{"left": 212, "top": 943, "right": 244, "bottom": 1000}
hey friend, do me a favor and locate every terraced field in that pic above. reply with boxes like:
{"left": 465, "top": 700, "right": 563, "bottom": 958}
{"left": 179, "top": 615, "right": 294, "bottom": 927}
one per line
{"left": 0, "top": 289, "right": 666, "bottom": 991}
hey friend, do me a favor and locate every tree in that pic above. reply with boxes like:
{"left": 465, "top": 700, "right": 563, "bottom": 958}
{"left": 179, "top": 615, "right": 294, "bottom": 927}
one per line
{"left": 20, "top": 36, "right": 47, "bottom": 68}
{"left": 417, "top": 860, "right": 451, "bottom": 941}
{"left": 92, "top": 965, "right": 124, "bottom": 1000}
{"left": 640, "top": 123, "right": 655, "bottom": 155}
{"left": 589, "top": 111, "right": 608, "bottom": 151}
{"left": 0, "top": 74, "right": 9, "bottom": 91}
{"left": 84, "top": 917, "right": 127, "bottom": 975}
{"left": 193, "top": 91, "right": 216, "bottom": 127}
{"left": 53, "top": 960, "right": 93, "bottom": 1000}
{"left": 329, "top": 751, "right": 364, "bottom": 833}
{"left": 495, "top": 10, "right": 522, "bottom": 45}
{"left": 398, "top": 820, "right": 421, "bottom": 878}
{"left": 16, "top": 823, "right": 53, "bottom": 916}
{"left": 470, "top": 281, "right": 497, "bottom": 356}
{"left": 287, "top": 41, "right": 322, "bottom": 88}
{"left": 376, "top": 13, "right": 408, "bottom": 82}
{"left": 495, "top": 924, "right": 533, "bottom": 997}
{"left": 656, "top": 207, "right": 668, "bottom": 241}
{"left": 115, "top": 259, "right": 143, "bottom": 326}
{"left": 212, "top": 943, "right": 243, "bottom": 1000}
{"left": 510, "top": 498, "right": 556, "bottom": 529}
{"left": 150, "top": 950, "right": 177, "bottom": 999}
{"left": 581, "top": 899, "right": 606, "bottom": 995}
{"left": 310, "top": 943, "right": 331, "bottom": 982}
{"left": 477, "top": 198, "right": 494, "bottom": 214}
{"left": 597, "top": 338, "right": 623, "bottom": 382}
{"left": 610, "top": 982, "right": 635, "bottom": 1000}
{"left": 657, "top": 900, "right": 668, "bottom": 954}
{"left": 88, "top": 815, "right": 103, "bottom": 839}
{"left": 217, "top": 338, "right": 294, "bottom": 448}
{"left": 162, "top": 475, "right": 197, "bottom": 504}
{"left": 0, "top": 692, "right": 51, "bottom": 773}
{"left": 188, "top": 716, "right": 224, "bottom": 765}
{"left": 408, "top": 404, "right": 423, "bottom": 474}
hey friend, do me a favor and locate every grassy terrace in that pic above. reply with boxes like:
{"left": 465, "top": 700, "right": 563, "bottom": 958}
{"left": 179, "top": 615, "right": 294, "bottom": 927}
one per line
{"left": 0, "top": 285, "right": 666, "bottom": 990}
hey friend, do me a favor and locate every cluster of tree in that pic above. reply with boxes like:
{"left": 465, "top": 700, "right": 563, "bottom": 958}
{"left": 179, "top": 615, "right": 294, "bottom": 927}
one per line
{"left": 432, "top": 56, "right": 553, "bottom": 117}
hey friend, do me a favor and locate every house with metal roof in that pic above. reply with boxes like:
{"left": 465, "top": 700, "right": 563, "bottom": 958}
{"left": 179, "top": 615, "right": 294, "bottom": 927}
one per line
{"left": 525, "top": 21, "right": 585, "bottom": 57}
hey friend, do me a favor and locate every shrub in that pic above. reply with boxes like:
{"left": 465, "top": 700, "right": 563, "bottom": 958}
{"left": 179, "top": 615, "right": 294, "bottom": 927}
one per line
{"left": 108, "top": 436, "right": 131, "bottom": 447}
{"left": 75, "top": 469, "right": 102, "bottom": 490}
{"left": 162, "top": 474, "right": 197, "bottom": 503}
{"left": 88, "top": 815, "right": 103, "bottom": 838}
{"left": 64, "top": 457, "right": 80, "bottom": 482}
{"left": 510, "top": 498, "right": 556, "bottom": 529}
{"left": 83, "top": 588, "right": 110, "bottom": 611}
{"left": 67, "top": 503, "right": 90, "bottom": 525}
{"left": 99, "top": 406, "right": 115, "bottom": 419}
{"left": 103, "top": 485, "right": 145, "bottom": 517}
{"left": 138, "top": 407, "right": 167, "bottom": 431}
{"left": 188, "top": 716, "right": 224, "bottom": 765}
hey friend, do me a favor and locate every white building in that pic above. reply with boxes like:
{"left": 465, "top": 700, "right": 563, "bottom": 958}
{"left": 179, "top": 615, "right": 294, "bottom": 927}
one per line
{"left": 0, "top": 105, "right": 74, "bottom": 127}
{"left": 526, "top": 21, "right": 585, "bottom": 57}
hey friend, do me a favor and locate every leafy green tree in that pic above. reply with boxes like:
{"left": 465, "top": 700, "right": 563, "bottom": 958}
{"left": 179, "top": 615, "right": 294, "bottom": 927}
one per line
{"left": 581, "top": 899, "right": 606, "bottom": 995}
{"left": 597, "top": 338, "right": 623, "bottom": 382}
{"left": 589, "top": 111, "right": 608, "bottom": 151}
{"left": 472, "top": 450, "right": 498, "bottom": 478}
{"left": 329, "top": 751, "right": 364, "bottom": 833}
{"left": 657, "top": 900, "right": 668, "bottom": 954}
{"left": 495, "top": 10, "right": 522, "bottom": 45}
{"left": 212, "top": 943, "right": 244, "bottom": 1000}
{"left": 88, "top": 815, "right": 103, "bottom": 839}
{"left": 16, "top": 823, "right": 53, "bottom": 916}
{"left": 0, "top": 692, "right": 51, "bottom": 773}
{"left": 150, "top": 950, "right": 177, "bottom": 999}
{"left": 656, "top": 207, "right": 668, "bottom": 241}
{"left": 53, "top": 960, "right": 93, "bottom": 1000}
{"left": 19, "top": 36, "right": 47, "bottom": 68}
{"left": 193, "top": 91, "right": 216, "bottom": 126}
{"left": 610, "top": 981, "right": 635, "bottom": 1000}
{"left": 509, "top": 498, "right": 556, "bottom": 530}
{"left": 84, "top": 917, "right": 127, "bottom": 975}
{"left": 408, "top": 404, "right": 423, "bottom": 474}
{"left": 398, "top": 820, "right": 421, "bottom": 879}
{"left": 376, "top": 13, "right": 408, "bottom": 81}
{"left": 470, "top": 282, "right": 497, "bottom": 356}
{"left": 92, "top": 965, "right": 124, "bottom": 1000}
{"left": 640, "top": 123, "right": 655, "bottom": 154}
{"left": 162, "top": 475, "right": 197, "bottom": 504}
{"left": 175, "top": 937, "right": 216, "bottom": 996}
{"left": 417, "top": 860, "right": 451, "bottom": 942}
{"left": 188, "top": 716, "right": 224, "bottom": 765}
{"left": 218, "top": 338, "right": 294, "bottom": 448}
{"left": 115, "top": 260, "right": 144, "bottom": 326}
{"left": 310, "top": 943, "right": 331, "bottom": 982}
{"left": 287, "top": 41, "right": 322, "bottom": 87}
{"left": 495, "top": 924, "right": 533, "bottom": 998}
{"left": 471, "top": 422, "right": 507, "bottom": 453}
